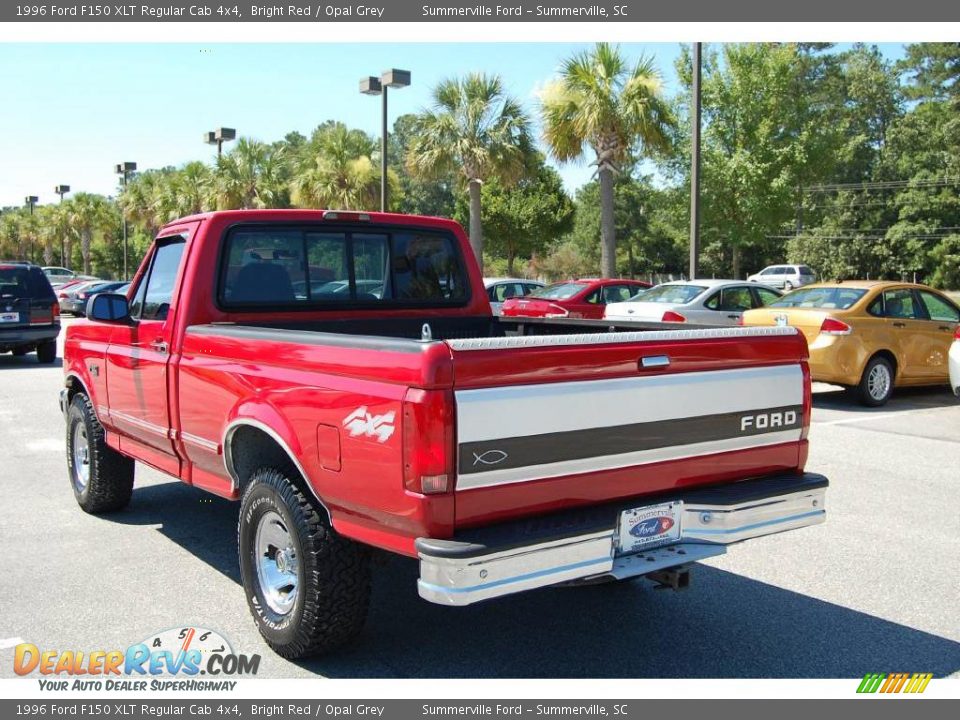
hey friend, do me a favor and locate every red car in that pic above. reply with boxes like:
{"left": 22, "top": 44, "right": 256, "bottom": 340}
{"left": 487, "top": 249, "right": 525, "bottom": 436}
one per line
{"left": 500, "top": 278, "right": 652, "bottom": 319}
{"left": 61, "top": 210, "right": 826, "bottom": 658}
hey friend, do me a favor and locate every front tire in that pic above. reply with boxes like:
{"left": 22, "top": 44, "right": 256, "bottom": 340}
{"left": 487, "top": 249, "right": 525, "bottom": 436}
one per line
{"left": 857, "top": 356, "right": 894, "bottom": 407}
{"left": 238, "top": 468, "right": 370, "bottom": 658}
{"left": 66, "top": 394, "right": 135, "bottom": 512}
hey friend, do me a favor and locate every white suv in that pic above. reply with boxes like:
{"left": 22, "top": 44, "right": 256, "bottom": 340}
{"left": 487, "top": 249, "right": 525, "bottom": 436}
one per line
{"left": 747, "top": 264, "right": 816, "bottom": 291}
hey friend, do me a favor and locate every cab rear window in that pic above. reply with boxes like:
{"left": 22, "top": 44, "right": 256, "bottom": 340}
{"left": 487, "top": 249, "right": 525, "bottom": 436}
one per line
{"left": 218, "top": 225, "right": 470, "bottom": 309}
{"left": 770, "top": 287, "right": 866, "bottom": 310}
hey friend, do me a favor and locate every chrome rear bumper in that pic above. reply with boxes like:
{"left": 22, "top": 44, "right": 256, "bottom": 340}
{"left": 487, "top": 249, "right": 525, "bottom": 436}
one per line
{"left": 417, "top": 472, "right": 826, "bottom": 606}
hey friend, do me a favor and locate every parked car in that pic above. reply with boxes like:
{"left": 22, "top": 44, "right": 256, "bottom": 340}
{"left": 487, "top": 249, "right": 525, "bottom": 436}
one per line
{"left": 501, "top": 278, "right": 651, "bottom": 319}
{"left": 747, "top": 264, "right": 816, "bottom": 291}
{"left": 43, "top": 266, "right": 76, "bottom": 284}
{"left": 58, "top": 281, "right": 99, "bottom": 316}
{"left": 949, "top": 326, "right": 960, "bottom": 397}
{"left": 0, "top": 261, "right": 60, "bottom": 362}
{"left": 605, "top": 279, "right": 781, "bottom": 325}
{"left": 742, "top": 281, "right": 960, "bottom": 406}
{"left": 61, "top": 209, "right": 827, "bottom": 658}
{"left": 484, "top": 277, "right": 545, "bottom": 315}
{"left": 60, "top": 281, "right": 129, "bottom": 317}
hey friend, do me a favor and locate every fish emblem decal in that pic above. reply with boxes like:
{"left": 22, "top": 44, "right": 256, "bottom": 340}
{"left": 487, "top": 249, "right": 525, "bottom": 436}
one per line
{"left": 472, "top": 449, "right": 509, "bottom": 467}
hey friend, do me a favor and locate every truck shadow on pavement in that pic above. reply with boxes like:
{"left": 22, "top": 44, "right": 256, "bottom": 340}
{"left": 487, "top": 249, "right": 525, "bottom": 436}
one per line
{"left": 105, "top": 481, "right": 960, "bottom": 679}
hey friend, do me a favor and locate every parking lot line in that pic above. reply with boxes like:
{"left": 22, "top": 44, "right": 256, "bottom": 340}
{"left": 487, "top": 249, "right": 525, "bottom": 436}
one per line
{"left": 0, "top": 638, "right": 24, "bottom": 650}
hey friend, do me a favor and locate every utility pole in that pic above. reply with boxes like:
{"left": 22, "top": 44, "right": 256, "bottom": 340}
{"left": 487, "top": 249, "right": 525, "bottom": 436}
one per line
{"left": 55, "top": 184, "right": 70, "bottom": 266}
{"left": 689, "top": 42, "right": 702, "bottom": 281}
{"left": 115, "top": 162, "right": 137, "bottom": 279}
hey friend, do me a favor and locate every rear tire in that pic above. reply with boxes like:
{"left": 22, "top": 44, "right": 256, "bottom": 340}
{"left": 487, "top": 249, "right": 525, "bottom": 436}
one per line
{"left": 238, "top": 467, "right": 370, "bottom": 658}
{"left": 66, "top": 394, "right": 135, "bottom": 513}
{"left": 857, "top": 356, "right": 894, "bottom": 407}
{"left": 36, "top": 341, "right": 57, "bottom": 364}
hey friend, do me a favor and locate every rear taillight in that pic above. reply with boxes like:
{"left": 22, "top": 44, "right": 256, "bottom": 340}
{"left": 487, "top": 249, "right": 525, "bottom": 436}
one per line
{"left": 819, "top": 317, "right": 852, "bottom": 335}
{"left": 544, "top": 304, "right": 568, "bottom": 318}
{"left": 52, "top": 304, "right": 60, "bottom": 321}
{"left": 402, "top": 389, "right": 454, "bottom": 495}
{"left": 661, "top": 310, "right": 686, "bottom": 323}
{"left": 954, "top": 326, "right": 960, "bottom": 340}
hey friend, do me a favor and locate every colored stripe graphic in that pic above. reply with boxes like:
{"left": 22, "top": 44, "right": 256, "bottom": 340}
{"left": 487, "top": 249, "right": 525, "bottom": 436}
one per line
{"left": 857, "top": 672, "right": 932, "bottom": 694}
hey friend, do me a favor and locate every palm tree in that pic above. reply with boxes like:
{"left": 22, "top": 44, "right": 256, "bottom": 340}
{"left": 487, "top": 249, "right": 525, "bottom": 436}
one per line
{"left": 214, "top": 138, "right": 289, "bottom": 209}
{"left": 290, "top": 124, "right": 383, "bottom": 210}
{"left": 540, "top": 43, "right": 674, "bottom": 277}
{"left": 67, "top": 193, "right": 112, "bottom": 275}
{"left": 407, "top": 73, "right": 531, "bottom": 271}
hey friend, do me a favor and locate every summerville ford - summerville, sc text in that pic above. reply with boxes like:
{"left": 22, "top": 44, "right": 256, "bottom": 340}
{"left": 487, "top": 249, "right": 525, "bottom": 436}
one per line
{"left": 17, "top": 4, "right": 629, "bottom": 19}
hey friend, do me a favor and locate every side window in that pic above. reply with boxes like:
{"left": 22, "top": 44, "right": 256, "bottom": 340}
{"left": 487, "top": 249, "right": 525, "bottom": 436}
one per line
{"left": 523, "top": 284, "right": 541, "bottom": 296}
{"left": 719, "top": 287, "right": 753, "bottom": 311}
{"left": 602, "top": 285, "right": 631, "bottom": 303}
{"left": 917, "top": 291, "right": 960, "bottom": 322}
{"left": 487, "top": 285, "right": 500, "bottom": 302}
{"left": 867, "top": 295, "right": 884, "bottom": 317}
{"left": 584, "top": 288, "right": 601, "bottom": 304}
{"left": 880, "top": 289, "right": 920, "bottom": 319}
{"left": 138, "top": 239, "right": 186, "bottom": 322}
{"left": 753, "top": 287, "right": 781, "bottom": 307}
{"left": 704, "top": 291, "right": 721, "bottom": 310}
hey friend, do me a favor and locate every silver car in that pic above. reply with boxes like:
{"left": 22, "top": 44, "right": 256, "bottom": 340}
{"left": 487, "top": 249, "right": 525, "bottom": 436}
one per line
{"left": 604, "top": 279, "right": 782, "bottom": 325}
{"left": 484, "top": 277, "right": 545, "bottom": 315}
{"left": 747, "top": 264, "right": 816, "bottom": 291}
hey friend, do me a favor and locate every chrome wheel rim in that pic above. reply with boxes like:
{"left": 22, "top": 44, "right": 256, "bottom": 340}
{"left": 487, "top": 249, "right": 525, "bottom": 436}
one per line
{"left": 868, "top": 364, "right": 891, "bottom": 401}
{"left": 71, "top": 422, "right": 90, "bottom": 493}
{"left": 255, "top": 510, "right": 299, "bottom": 615}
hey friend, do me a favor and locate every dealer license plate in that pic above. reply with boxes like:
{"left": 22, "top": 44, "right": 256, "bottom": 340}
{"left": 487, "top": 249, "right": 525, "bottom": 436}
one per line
{"left": 617, "top": 501, "right": 682, "bottom": 556}
{"left": 0, "top": 312, "right": 20, "bottom": 323}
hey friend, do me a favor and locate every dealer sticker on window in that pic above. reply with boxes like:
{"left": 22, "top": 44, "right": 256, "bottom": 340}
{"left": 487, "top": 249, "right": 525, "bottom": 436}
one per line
{"left": 617, "top": 501, "right": 682, "bottom": 555}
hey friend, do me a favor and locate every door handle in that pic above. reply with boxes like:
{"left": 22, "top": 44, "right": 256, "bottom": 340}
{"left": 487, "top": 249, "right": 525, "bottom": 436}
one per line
{"left": 149, "top": 339, "right": 168, "bottom": 353}
{"left": 727, "top": 314, "right": 740, "bottom": 320}
{"left": 892, "top": 322, "right": 906, "bottom": 328}
{"left": 640, "top": 355, "right": 670, "bottom": 370}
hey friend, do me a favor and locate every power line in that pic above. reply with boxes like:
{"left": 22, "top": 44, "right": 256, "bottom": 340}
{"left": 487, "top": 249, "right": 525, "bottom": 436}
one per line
{"left": 806, "top": 177, "right": 960, "bottom": 192}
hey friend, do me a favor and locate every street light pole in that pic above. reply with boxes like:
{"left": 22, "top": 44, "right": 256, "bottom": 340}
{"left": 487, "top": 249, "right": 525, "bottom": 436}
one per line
{"left": 115, "top": 162, "right": 137, "bottom": 279}
{"left": 25, "top": 195, "right": 38, "bottom": 215}
{"left": 55, "top": 184, "right": 71, "bottom": 266}
{"left": 689, "top": 42, "right": 702, "bottom": 281}
{"left": 360, "top": 69, "right": 411, "bottom": 213}
{"left": 205, "top": 127, "right": 236, "bottom": 157}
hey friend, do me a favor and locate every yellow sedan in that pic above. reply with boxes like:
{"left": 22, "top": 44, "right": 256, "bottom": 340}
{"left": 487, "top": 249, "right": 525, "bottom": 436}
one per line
{"left": 742, "top": 281, "right": 960, "bottom": 406}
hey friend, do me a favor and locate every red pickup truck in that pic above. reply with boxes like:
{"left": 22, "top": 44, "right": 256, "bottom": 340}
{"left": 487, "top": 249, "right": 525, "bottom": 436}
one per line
{"left": 61, "top": 209, "right": 827, "bottom": 658}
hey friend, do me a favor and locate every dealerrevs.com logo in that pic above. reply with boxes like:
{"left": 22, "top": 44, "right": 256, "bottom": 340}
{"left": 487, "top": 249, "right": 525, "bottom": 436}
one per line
{"left": 13, "top": 626, "right": 260, "bottom": 691}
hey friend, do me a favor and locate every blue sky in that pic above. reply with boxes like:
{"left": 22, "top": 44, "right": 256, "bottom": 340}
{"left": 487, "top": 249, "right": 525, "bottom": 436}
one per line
{"left": 0, "top": 42, "right": 905, "bottom": 209}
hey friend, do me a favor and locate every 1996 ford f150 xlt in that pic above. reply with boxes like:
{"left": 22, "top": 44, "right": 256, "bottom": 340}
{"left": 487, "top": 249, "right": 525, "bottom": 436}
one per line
{"left": 60, "top": 209, "right": 827, "bottom": 657}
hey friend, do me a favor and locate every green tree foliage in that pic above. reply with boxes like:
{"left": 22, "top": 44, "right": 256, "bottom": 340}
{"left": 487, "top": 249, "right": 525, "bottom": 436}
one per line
{"left": 406, "top": 73, "right": 532, "bottom": 271}
{"left": 454, "top": 156, "right": 574, "bottom": 275}
{"left": 568, "top": 175, "right": 686, "bottom": 279}
{"left": 541, "top": 43, "right": 674, "bottom": 278}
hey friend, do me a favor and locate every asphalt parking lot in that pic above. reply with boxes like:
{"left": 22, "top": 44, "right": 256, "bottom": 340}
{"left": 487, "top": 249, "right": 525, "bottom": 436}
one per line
{"left": 1, "top": 320, "right": 958, "bottom": 679}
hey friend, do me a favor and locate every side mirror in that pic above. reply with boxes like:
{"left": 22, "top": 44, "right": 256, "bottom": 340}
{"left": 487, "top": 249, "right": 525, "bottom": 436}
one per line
{"left": 87, "top": 293, "right": 131, "bottom": 323}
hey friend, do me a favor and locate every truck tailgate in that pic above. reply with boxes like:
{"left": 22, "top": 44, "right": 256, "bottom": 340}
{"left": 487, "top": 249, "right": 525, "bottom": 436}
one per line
{"left": 446, "top": 326, "right": 810, "bottom": 527}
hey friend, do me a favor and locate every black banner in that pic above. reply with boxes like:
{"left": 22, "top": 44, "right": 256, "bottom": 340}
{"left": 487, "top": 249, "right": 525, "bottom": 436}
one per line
{"left": 2, "top": 0, "right": 959, "bottom": 22}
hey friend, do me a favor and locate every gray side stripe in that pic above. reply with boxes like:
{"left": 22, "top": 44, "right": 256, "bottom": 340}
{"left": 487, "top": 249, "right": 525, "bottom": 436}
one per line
{"left": 460, "top": 404, "right": 803, "bottom": 476}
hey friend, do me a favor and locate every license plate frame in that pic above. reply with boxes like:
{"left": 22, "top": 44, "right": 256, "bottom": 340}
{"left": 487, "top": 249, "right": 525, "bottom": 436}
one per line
{"left": 617, "top": 501, "right": 682, "bottom": 556}
{"left": 0, "top": 312, "right": 20, "bottom": 324}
